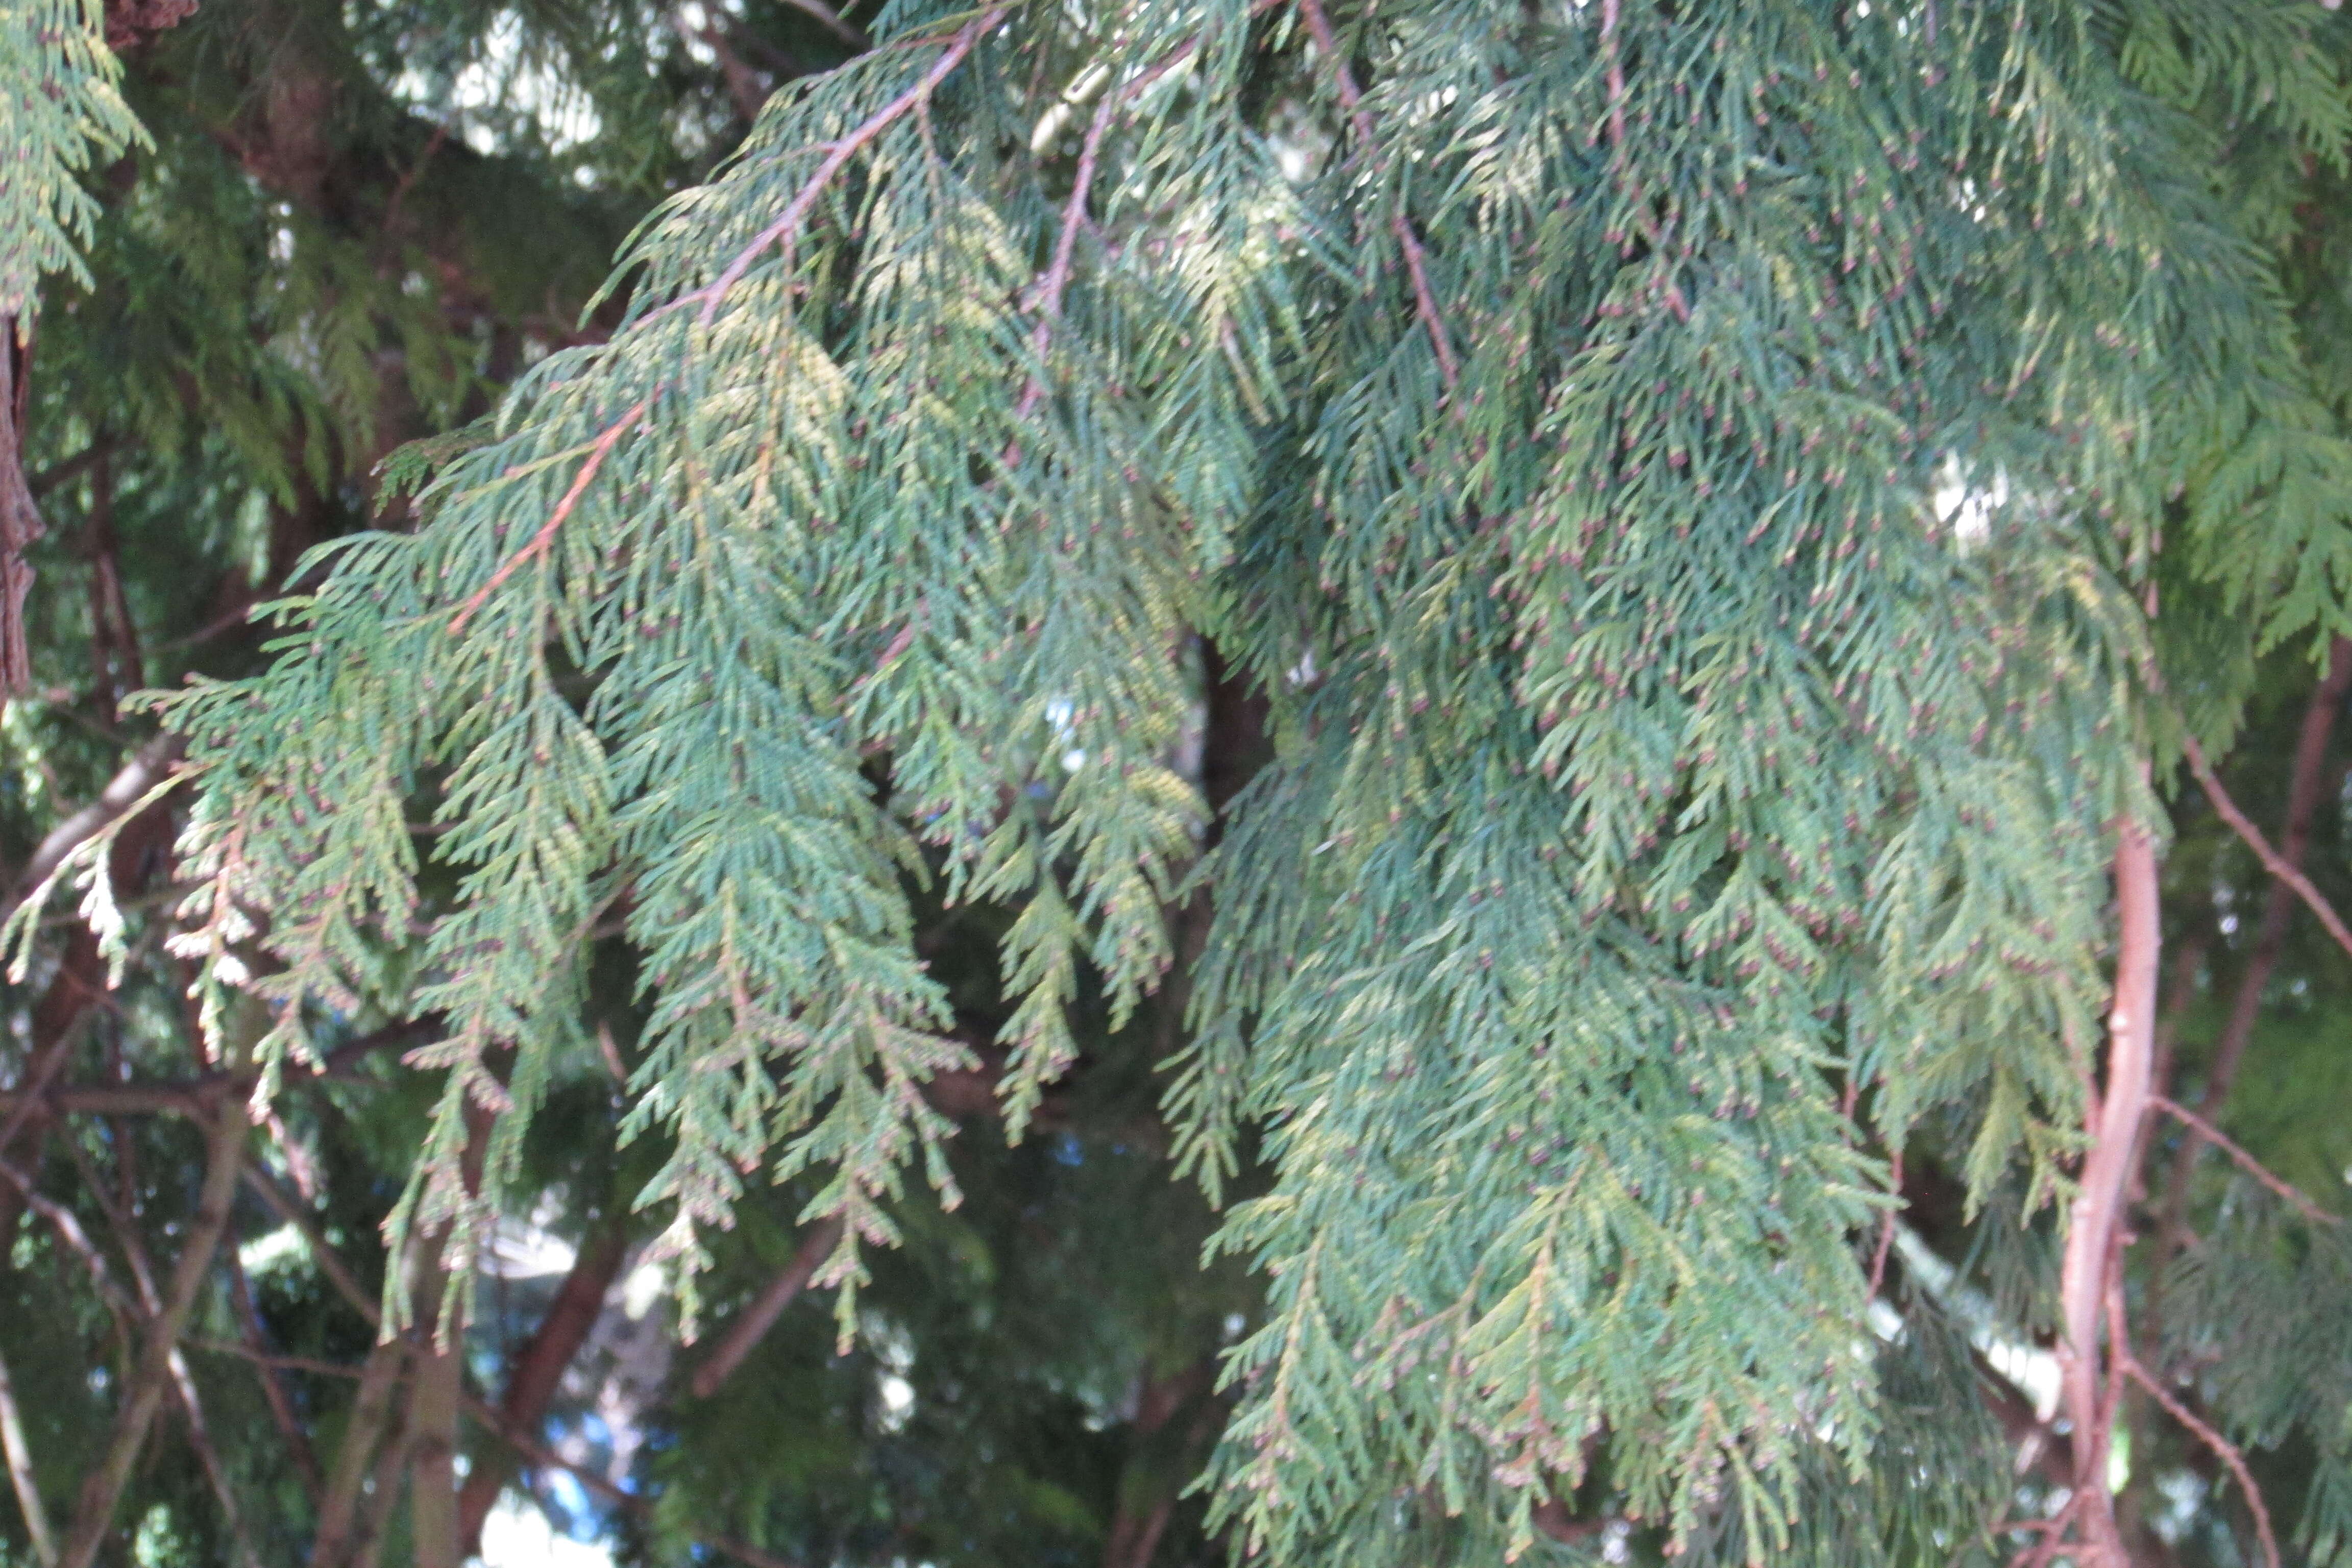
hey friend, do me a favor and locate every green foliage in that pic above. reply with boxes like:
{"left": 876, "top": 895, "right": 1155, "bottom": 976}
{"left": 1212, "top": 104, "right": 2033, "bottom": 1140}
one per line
{"left": 10, "top": 0, "right": 2352, "bottom": 1561}
{"left": 101, "top": 0, "right": 2352, "bottom": 1554}
{"left": 0, "top": 0, "right": 143, "bottom": 319}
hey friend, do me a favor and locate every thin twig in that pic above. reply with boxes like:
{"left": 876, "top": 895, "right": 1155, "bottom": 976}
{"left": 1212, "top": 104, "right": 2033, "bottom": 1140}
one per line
{"left": 1007, "top": 33, "right": 1202, "bottom": 437}
{"left": 1016, "top": 88, "right": 1122, "bottom": 421}
{"left": 2182, "top": 733, "right": 2352, "bottom": 961}
{"left": 2118, "top": 1350, "right": 2278, "bottom": 1568}
{"left": 187, "top": 1338, "right": 367, "bottom": 1381}
{"left": 241, "top": 1161, "right": 383, "bottom": 1329}
{"left": 0, "top": 1018, "right": 433, "bottom": 1121}
{"left": 226, "top": 1244, "right": 324, "bottom": 1504}
{"left": 1292, "top": 0, "right": 1458, "bottom": 389}
{"left": 0, "top": 1155, "right": 141, "bottom": 1323}
{"left": 778, "top": 0, "right": 869, "bottom": 47}
{"left": 1868, "top": 1148, "right": 1902, "bottom": 1297}
{"left": 446, "top": 399, "right": 651, "bottom": 636}
{"left": 2151, "top": 1095, "right": 2337, "bottom": 1225}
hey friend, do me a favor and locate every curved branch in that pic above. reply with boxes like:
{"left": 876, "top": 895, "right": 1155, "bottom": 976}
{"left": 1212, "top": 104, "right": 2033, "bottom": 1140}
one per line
{"left": 2056, "top": 821, "right": 2161, "bottom": 1564}
{"left": 1292, "top": 0, "right": 1458, "bottom": 389}
{"left": 2151, "top": 1096, "right": 2336, "bottom": 1225}
{"left": 2118, "top": 1349, "right": 2278, "bottom": 1568}
{"left": 2182, "top": 731, "right": 2352, "bottom": 961}
{"left": 6, "top": 734, "right": 183, "bottom": 922}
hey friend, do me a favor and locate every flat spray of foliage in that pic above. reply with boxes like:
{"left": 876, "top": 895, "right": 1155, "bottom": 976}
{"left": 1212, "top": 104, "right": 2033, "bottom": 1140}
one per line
{"left": 16, "top": 0, "right": 2352, "bottom": 1561}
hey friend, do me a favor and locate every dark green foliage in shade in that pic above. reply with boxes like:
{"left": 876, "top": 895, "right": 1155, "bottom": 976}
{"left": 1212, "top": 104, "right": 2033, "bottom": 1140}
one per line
{"left": 10, "top": 0, "right": 2352, "bottom": 1563}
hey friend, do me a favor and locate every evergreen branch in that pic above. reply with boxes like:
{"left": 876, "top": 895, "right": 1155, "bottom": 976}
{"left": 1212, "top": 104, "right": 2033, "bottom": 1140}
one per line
{"left": 1292, "top": 0, "right": 1456, "bottom": 389}
{"left": 694, "top": 11, "right": 1003, "bottom": 326}
{"left": 2150, "top": 1095, "right": 2338, "bottom": 1226}
{"left": 446, "top": 398, "right": 652, "bottom": 636}
{"left": 1016, "top": 35, "right": 1202, "bottom": 418}
{"left": 2117, "top": 1347, "right": 2279, "bottom": 1568}
{"left": 2182, "top": 733, "right": 2352, "bottom": 962}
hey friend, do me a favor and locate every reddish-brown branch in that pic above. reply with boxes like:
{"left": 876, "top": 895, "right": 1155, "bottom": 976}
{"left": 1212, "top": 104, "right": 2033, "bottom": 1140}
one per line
{"left": 0, "top": 1019, "right": 425, "bottom": 1127}
{"left": 690, "top": 1216, "right": 844, "bottom": 1399}
{"left": 2056, "top": 821, "right": 2160, "bottom": 1565}
{"left": 446, "top": 399, "right": 651, "bottom": 636}
{"left": 2154, "top": 650, "right": 2352, "bottom": 1276}
{"left": 1008, "top": 34, "right": 1205, "bottom": 434}
{"left": 1100, "top": 1356, "right": 1217, "bottom": 1568}
{"left": 1016, "top": 91, "right": 1120, "bottom": 420}
{"left": 2118, "top": 1349, "right": 2277, "bottom": 1568}
{"left": 2151, "top": 1095, "right": 2336, "bottom": 1224}
{"left": 1867, "top": 1148, "right": 1902, "bottom": 1298}
{"left": 455, "top": 1219, "right": 632, "bottom": 1555}
{"left": 1292, "top": 0, "right": 1458, "bottom": 389}
{"left": 2182, "top": 728, "right": 2352, "bottom": 962}
{"left": 695, "top": 14, "right": 1001, "bottom": 326}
